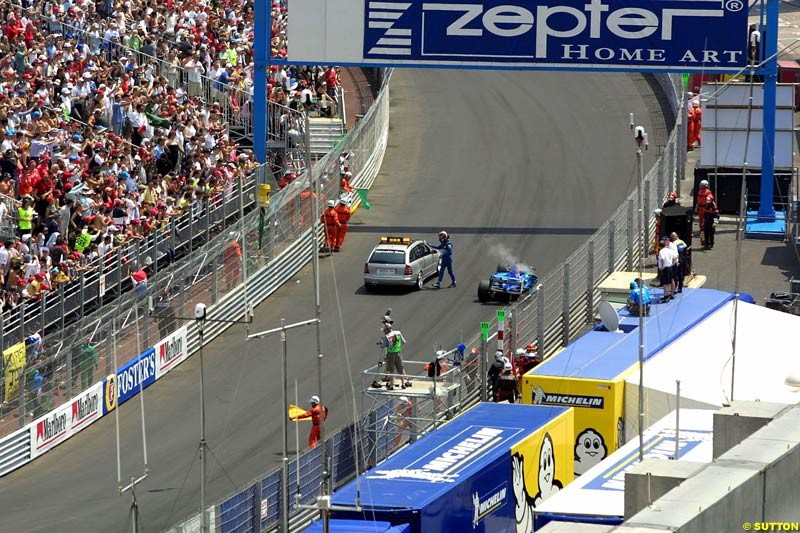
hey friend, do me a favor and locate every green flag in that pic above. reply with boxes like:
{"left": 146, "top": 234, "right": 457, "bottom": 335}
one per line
{"left": 356, "top": 188, "right": 371, "bottom": 210}
{"left": 682, "top": 73, "right": 689, "bottom": 89}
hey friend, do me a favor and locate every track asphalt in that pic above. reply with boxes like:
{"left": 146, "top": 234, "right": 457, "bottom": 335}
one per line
{"left": 0, "top": 69, "right": 668, "bottom": 532}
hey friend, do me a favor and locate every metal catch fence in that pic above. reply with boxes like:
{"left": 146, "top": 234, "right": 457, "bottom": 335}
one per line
{"left": 0, "top": 74, "right": 391, "bottom": 533}
{"left": 166, "top": 73, "right": 685, "bottom": 533}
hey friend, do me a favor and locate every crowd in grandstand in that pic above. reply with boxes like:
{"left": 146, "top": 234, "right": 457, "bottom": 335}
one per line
{"left": 0, "top": 0, "right": 342, "bottom": 314}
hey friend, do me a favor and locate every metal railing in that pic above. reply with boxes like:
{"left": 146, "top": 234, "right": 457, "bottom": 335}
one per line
{"left": 0, "top": 71, "right": 390, "bottom": 499}
{"left": 0, "top": 177, "right": 255, "bottom": 350}
{"left": 166, "top": 73, "right": 684, "bottom": 533}
{"left": 0, "top": 108, "right": 311, "bottom": 439}
{"left": 0, "top": 5, "right": 312, "bottom": 347}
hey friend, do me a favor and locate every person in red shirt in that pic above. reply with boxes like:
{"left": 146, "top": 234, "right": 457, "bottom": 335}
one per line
{"left": 320, "top": 200, "right": 340, "bottom": 252}
{"left": 690, "top": 102, "right": 702, "bottom": 148}
{"left": 695, "top": 180, "right": 712, "bottom": 247}
{"left": 334, "top": 198, "right": 351, "bottom": 251}
{"left": 291, "top": 395, "right": 328, "bottom": 449}
{"left": 18, "top": 160, "right": 39, "bottom": 197}
{"left": 325, "top": 67, "right": 338, "bottom": 93}
{"left": 340, "top": 171, "right": 354, "bottom": 194}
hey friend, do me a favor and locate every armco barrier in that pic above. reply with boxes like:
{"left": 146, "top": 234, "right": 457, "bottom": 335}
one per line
{"left": 0, "top": 427, "right": 30, "bottom": 478}
{"left": 166, "top": 73, "right": 684, "bottom": 533}
{"left": 0, "top": 71, "right": 391, "bottom": 484}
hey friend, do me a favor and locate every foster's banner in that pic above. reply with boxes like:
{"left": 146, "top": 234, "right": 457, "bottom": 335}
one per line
{"left": 289, "top": 0, "right": 748, "bottom": 72}
{"left": 109, "top": 348, "right": 156, "bottom": 408}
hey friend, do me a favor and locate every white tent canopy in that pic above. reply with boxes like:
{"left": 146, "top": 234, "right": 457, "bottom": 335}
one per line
{"left": 534, "top": 409, "right": 713, "bottom": 524}
{"left": 625, "top": 301, "right": 800, "bottom": 439}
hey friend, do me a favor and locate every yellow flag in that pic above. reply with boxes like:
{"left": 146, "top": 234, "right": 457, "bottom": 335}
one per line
{"left": 288, "top": 404, "right": 310, "bottom": 421}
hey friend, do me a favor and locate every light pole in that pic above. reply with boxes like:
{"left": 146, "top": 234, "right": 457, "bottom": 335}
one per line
{"left": 247, "top": 317, "right": 320, "bottom": 533}
{"left": 632, "top": 119, "right": 648, "bottom": 462}
{"left": 196, "top": 304, "right": 208, "bottom": 533}
{"left": 149, "top": 300, "right": 253, "bottom": 533}
{"left": 304, "top": 111, "right": 328, "bottom": 505}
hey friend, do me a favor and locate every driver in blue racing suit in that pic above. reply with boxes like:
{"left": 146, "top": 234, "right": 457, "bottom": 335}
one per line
{"left": 431, "top": 230, "right": 456, "bottom": 288}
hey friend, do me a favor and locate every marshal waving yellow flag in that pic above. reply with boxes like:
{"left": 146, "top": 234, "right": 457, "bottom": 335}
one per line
{"left": 3, "top": 342, "right": 26, "bottom": 403}
{"left": 288, "top": 404, "right": 310, "bottom": 421}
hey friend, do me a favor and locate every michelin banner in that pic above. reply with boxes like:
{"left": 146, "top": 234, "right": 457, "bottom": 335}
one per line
{"left": 30, "top": 382, "right": 103, "bottom": 459}
{"left": 522, "top": 375, "right": 625, "bottom": 477}
{"left": 289, "top": 0, "right": 748, "bottom": 72}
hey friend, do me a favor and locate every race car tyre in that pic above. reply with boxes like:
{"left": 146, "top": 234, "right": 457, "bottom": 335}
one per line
{"left": 496, "top": 263, "right": 514, "bottom": 273}
{"left": 416, "top": 273, "right": 424, "bottom": 290}
{"left": 478, "top": 280, "right": 492, "bottom": 302}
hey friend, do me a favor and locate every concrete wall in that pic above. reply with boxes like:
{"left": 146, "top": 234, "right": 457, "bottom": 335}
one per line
{"left": 624, "top": 459, "right": 706, "bottom": 519}
{"left": 621, "top": 403, "right": 800, "bottom": 532}
{"left": 625, "top": 464, "right": 763, "bottom": 533}
{"left": 712, "top": 401, "right": 788, "bottom": 458}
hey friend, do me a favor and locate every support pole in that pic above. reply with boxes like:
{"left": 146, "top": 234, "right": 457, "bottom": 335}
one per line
{"left": 306, "top": 111, "right": 328, "bottom": 512}
{"left": 479, "top": 337, "right": 487, "bottom": 402}
{"left": 496, "top": 313, "right": 505, "bottom": 356}
{"left": 280, "top": 319, "right": 290, "bottom": 533}
{"left": 198, "top": 317, "right": 207, "bottom": 533}
{"left": 758, "top": 0, "right": 779, "bottom": 220}
{"left": 634, "top": 123, "right": 648, "bottom": 463}
{"left": 675, "top": 380, "right": 681, "bottom": 460}
{"left": 253, "top": 0, "right": 270, "bottom": 163}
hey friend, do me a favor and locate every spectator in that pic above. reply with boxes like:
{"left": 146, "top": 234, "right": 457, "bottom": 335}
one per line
{"left": 0, "top": 0, "right": 344, "bottom": 337}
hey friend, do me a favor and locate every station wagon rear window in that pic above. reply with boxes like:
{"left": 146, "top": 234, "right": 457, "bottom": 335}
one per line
{"left": 369, "top": 250, "right": 406, "bottom": 264}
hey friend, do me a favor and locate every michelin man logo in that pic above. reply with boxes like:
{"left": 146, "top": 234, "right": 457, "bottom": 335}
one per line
{"left": 534, "top": 433, "right": 563, "bottom": 506}
{"left": 472, "top": 492, "right": 481, "bottom": 528}
{"left": 532, "top": 386, "right": 545, "bottom": 405}
{"left": 574, "top": 428, "right": 608, "bottom": 475}
{"left": 512, "top": 452, "right": 535, "bottom": 533}
{"left": 512, "top": 432, "right": 563, "bottom": 533}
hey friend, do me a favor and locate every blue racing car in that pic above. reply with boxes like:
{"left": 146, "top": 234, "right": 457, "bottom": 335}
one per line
{"left": 477, "top": 263, "right": 540, "bottom": 303}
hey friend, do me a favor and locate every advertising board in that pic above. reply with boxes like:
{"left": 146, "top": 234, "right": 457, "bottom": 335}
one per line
{"left": 154, "top": 326, "right": 189, "bottom": 380}
{"left": 103, "top": 348, "right": 156, "bottom": 412}
{"left": 523, "top": 374, "right": 625, "bottom": 477}
{"left": 289, "top": 0, "right": 748, "bottom": 72}
{"left": 30, "top": 382, "right": 103, "bottom": 459}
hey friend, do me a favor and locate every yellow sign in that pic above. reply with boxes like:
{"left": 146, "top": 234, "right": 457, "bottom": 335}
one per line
{"left": 3, "top": 342, "right": 26, "bottom": 403}
{"left": 257, "top": 184, "right": 271, "bottom": 208}
{"left": 509, "top": 407, "right": 574, "bottom": 525}
{"left": 104, "top": 374, "right": 117, "bottom": 413}
{"left": 288, "top": 404, "right": 310, "bottom": 421}
{"left": 522, "top": 372, "right": 626, "bottom": 476}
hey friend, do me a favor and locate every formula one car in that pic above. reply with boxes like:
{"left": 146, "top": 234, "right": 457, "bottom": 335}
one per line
{"left": 477, "top": 263, "right": 539, "bottom": 303}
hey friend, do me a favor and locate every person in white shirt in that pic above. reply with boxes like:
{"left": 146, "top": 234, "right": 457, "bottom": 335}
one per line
{"left": 0, "top": 242, "right": 9, "bottom": 275}
{"left": 657, "top": 237, "right": 678, "bottom": 303}
{"left": 24, "top": 254, "right": 41, "bottom": 278}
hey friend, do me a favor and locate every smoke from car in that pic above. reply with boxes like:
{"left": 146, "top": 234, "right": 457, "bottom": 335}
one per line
{"left": 489, "top": 243, "right": 531, "bottom": 274}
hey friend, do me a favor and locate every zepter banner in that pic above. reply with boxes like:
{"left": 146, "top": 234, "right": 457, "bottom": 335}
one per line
{"left": 289, "top": 0, "right": 748, "bottom": 72}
